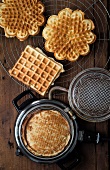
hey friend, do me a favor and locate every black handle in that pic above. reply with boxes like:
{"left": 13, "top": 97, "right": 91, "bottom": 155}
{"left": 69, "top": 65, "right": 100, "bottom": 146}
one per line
{"left": 57, "top": 150, "right": 81, "bottom": 170}
{"left": 12, "top": 90, "right": 37, "bottom": 113}
{"left": 78, "top": 130, "right": 110, "bottom": 144}
{"left": 78, "top": 130, "right": 100, "bottom": 144}
{"left": 16, "top": 147, "right": 23, "bottom": 156}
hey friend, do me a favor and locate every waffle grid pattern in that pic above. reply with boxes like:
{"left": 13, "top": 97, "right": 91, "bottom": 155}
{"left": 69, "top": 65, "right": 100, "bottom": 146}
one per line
{"left": 0, "top": 0, "right": 45, "bottom": 41}
{"left": 21, "top": 110, "right": 70, "bottom": 157}
{"left": 0, "top": 0, "right": 109, "bottom": 86}
{"left": 75, "top": 74, "right": 110, "bottom": 116}
{"left": 43, "top": 8, "right": 96, "bottom": 61}
{"left": 9, "top": 46, "right": 64, "bottom": 95}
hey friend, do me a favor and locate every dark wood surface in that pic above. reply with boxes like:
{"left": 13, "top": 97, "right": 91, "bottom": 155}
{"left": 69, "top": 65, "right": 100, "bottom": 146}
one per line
{"left": 0, "top": 0, "right": 110, "bottom": 170}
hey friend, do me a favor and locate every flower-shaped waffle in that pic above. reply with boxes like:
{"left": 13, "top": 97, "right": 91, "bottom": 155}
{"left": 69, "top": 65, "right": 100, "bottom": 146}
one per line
{"left": 0, "top": 0, "right": 45, "bottom": 41}
{"left": 42, "top": 8, "right": 96, "bottom": 62}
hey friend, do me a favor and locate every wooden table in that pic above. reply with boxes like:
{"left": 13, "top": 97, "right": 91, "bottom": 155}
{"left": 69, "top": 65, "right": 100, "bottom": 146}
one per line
{"left": 0, "top": 0, "right": 110, "bottom": 169}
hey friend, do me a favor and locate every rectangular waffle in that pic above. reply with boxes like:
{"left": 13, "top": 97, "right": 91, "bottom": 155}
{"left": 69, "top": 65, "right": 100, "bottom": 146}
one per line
{"left": 9, "top": 45, "right": 64, "bottom": 96}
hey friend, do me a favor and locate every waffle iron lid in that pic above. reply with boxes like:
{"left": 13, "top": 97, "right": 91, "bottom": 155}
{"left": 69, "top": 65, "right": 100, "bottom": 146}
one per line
{"left": 68, "top": 68, "right": 110, "bottom": 122}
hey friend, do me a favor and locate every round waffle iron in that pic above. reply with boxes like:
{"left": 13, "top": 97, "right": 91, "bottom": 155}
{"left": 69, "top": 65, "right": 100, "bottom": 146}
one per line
{"left": 49, "top": 68, "right": 110, "bottom": 122}
{"left": 13, "top": 90, "right": 78, "bottom": 165}
{"left": 12, "top": 67, "right": 110, "bottom": 169}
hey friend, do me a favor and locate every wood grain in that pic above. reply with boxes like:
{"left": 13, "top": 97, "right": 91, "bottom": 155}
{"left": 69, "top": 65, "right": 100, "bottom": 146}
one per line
{"left": 0, "top": 0, "right": 109, "bottom": 170}
{"left": 94, "top": 0, "right": 109, "bottom": 170}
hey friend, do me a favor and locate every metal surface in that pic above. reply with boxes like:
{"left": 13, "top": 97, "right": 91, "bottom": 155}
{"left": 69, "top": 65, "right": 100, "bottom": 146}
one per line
{"left": 68, "top": 68, "right": 110, "bottom": 122}
{"left": 0, "top": 0, "right": 110, "bottom": 88}
{"left": 13, "top": 91, "right": 78, "bottom": 163}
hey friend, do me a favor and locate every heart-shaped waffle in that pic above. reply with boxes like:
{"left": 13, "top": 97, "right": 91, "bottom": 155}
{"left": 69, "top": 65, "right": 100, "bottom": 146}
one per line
{"left": 42, "top": 8, "right": 96, "bottom": 62}
{"left": 0, "top": 0, "right": 45, "bottom": 41}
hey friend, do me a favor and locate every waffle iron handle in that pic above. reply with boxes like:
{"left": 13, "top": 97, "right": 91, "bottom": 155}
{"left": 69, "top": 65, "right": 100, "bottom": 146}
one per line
{"left": 12, "top": 90, "right": 37, "bottom": 113}
{"left": 49, "top": 86, "right": 68, "bottom": 100}
{"left": 57, "top": 149, "right": 81, "bottom": 170}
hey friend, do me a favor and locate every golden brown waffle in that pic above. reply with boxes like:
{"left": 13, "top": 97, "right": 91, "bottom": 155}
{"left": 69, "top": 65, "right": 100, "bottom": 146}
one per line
{"left": 21, "top": 110, "right": 70, "bottom": 157}
{"left": 42, "top": 8, "right": 96, "bottom": 62}
{"left": 9, "top": 45, "right": 64, "bottom": 96}
{"left": 0, "top": 0, "right": 45, "bottom": 41}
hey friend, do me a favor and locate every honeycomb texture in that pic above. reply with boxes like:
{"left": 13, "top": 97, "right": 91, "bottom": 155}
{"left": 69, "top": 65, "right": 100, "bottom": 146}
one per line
{"left": 0, "top": 0, "right": 45, "bottom": 41}
{"left": 42, "top": 8, "right": 96, "bottom": 61}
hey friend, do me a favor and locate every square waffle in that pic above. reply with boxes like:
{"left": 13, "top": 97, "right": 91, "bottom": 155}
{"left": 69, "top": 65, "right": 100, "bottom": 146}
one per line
{"left": 9, "top": 45, "right": 64, "bottom": 96}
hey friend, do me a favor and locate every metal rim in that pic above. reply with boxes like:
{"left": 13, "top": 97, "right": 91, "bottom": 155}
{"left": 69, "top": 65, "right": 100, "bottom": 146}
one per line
{"left": 68, "top": 67, "right": 110, "bottom": 122}
{"left": 15, "top": 99, "right": 78, "bottom": 163}
{"left": 0, "top": 0, "right": 110, "bottom": 87}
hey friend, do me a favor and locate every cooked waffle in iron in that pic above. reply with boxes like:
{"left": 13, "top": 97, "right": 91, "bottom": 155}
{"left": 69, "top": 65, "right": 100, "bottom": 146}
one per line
{"left": 21, "top": 110, "right": 71, "bottom": 157}
{"left": 42, "top": 8, "right": 96, "bottom": 62}
{"left": 9, "top": 45, "right": 64, "bottom": 96}
{"left": 0, "top": 0, "right": 45, "bottom": 41}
